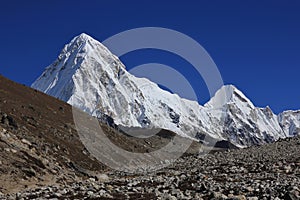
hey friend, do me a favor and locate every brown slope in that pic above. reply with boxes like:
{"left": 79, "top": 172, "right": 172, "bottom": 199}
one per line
{"left": 0, "top": 75, "right": 204, "bottom": 194}
{"left": 0, "top": 75, "right": 109, "bottom": 193}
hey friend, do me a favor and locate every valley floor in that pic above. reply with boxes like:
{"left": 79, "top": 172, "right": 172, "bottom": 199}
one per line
{"left": 1, "top": 135, "right": 299, "bottom": 200}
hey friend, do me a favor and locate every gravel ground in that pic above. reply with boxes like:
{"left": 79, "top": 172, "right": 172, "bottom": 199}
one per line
{"left": 1, "top": 135, "right": 299, "bottom": 200}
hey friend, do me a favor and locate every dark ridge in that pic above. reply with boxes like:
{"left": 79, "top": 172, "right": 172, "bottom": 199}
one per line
{"left": 233, "top": 91, "right": 248, "bottom": 103}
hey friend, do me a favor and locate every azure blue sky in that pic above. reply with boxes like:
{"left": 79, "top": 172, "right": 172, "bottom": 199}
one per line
{"left": 0, "top": 0, "right": 299, "bottom": 113}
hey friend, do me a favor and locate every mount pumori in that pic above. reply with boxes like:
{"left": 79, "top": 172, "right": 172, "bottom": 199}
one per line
{"left": 32, "top": 33, "right": 300, "bottom": 147}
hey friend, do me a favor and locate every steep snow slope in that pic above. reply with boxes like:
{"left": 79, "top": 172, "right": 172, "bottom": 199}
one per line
{"left": 278, "top": 110, "right": 300, "bottom": 137}
{"left": 32, "top": 33, "right": 298, "bottom": 147}
{"left": 32, "top": 33, "right": 221, "bottom": 141}
{"left": 204, "top": 85, "right": 284, "bottom": 146}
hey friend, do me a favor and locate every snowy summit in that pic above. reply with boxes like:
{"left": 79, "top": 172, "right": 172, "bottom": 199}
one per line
{"left": 32, "top": 33, "right": 300, "bottom": 147}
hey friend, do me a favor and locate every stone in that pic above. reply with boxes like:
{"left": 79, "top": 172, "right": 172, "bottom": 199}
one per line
{"left": 54, "top": 192, "right": 62, "bottom": 197}
{"left": 102, "top": 193, "right": 113, "bottom": 198}
{"left": 10, "top": 148, "right": 17, "bottom": 153}
{"left": 247, "top": 197, "right": 259, "bottom": 200}
{"left": 97, "top": 173, "right": 109, "bottom": 182}
{"left": 105, "top": 185, "right": 113, "bottom": 191}
{"left": 21, "top": 139, "right": 32, "bottom": 146}
{"left": 246, "top": 186, "right": 254, "bottom": 192}
{"left": 160, "top": 193, "right": 177, "bottom": 200}
{"left": 99, "top": 189, "right": 107, "bottom": 195}
{"left": 87, "top": 191, "right": 94, "bottom": 196}
{"left": 213, "top": 192, "right": 228, "bottom": 199}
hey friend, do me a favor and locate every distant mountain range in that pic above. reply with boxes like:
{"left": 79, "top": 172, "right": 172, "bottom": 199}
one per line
{"left": 32, "top": 33, "right": 300, "bottom": 147}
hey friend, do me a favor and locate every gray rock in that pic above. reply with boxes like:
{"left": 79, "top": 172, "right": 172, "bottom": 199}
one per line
{"left": 213, "top": 192, "right": 228, "bottom": 199}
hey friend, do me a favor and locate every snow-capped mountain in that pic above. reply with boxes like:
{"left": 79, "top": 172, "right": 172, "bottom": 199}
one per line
{"left": 204, "top": 85, "right": 285, "bottom": 146}
{"left": 32, "top": 33, "right": 220, "bottom": 141}
{"left": 32, "top": 33, "right": 299, "bottom": 147}
{"left": 278, "top": 110, "right": 300, "bottom": 137}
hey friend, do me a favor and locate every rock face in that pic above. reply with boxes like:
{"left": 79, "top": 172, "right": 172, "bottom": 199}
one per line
{"left": 32, "top": 33, "right": 300, "bottom": 147}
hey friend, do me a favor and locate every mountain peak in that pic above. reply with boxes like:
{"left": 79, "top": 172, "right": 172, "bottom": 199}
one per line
{"left": 64, "top": 33, "right": 109, "bottom": 56}
{"left": 32, "top": 35, "right": 298, "bottom": 148}
{"left": 65, "top": 33, "right": 101, "bottom": 53}
{"left": 219, "top": 84, "right": 237, "bottom": 96}
{"left": 31, "top": 33, "right": 123, "bottom": 99}
{"left": 205, "top": 84, "right": 253, "bottom": 108}
{"left": 74, "top": 33, "right": 95, "bottom": 42}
